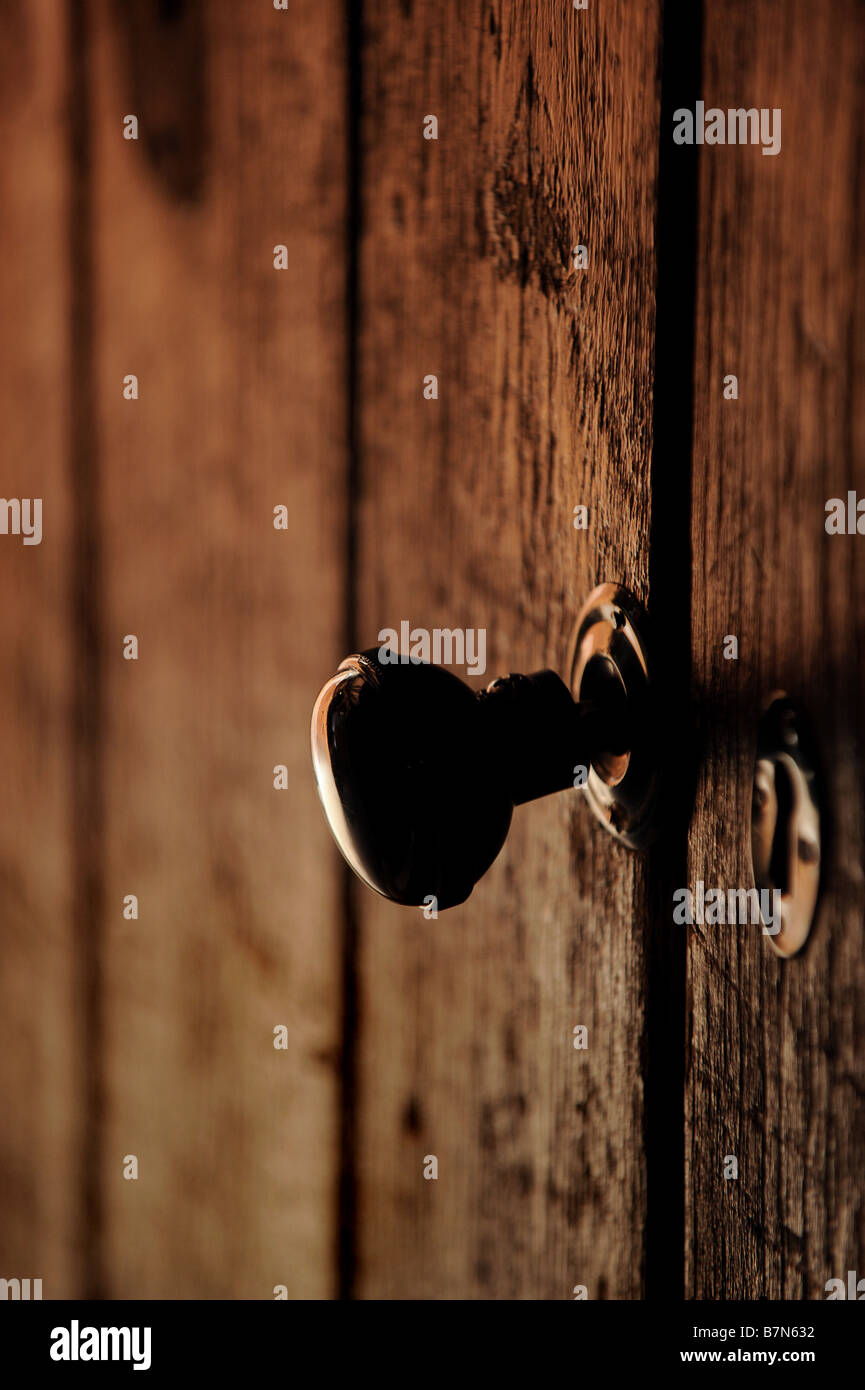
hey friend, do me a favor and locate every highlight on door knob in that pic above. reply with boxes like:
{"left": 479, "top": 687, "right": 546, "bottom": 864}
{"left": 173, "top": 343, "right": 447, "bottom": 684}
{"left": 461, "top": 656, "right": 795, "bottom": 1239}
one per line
{"left": 310, "top": 584, "right": 659, "bottom": 909}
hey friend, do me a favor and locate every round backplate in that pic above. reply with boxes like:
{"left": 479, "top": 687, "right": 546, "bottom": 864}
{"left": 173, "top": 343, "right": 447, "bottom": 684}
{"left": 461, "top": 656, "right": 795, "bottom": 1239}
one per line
{"left": 568, "top": 583, "right": 658, "bottom": 849}
{"left": 751, "top": 692, "right": 822, "bottom": 959}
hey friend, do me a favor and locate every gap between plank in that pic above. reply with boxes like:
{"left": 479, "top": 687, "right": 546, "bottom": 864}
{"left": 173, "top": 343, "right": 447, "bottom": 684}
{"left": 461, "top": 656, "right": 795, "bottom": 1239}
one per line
{"left": 68, "top": 0, "right": 107, "bottom": 1301}
{"left": 644, "top": 0, "right": 704, "bottom": 1301}
{"left": 336, "top": 0, "right": 364, "bottom": 1303}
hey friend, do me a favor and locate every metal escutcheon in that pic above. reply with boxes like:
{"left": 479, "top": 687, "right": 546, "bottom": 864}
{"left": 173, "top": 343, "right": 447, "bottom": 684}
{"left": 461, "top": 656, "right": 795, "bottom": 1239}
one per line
{"left": 751, "top": 693, "right": 822, "bottom": 959}
{"left": 568, "top": 583, "right": 659, "bottom": 850}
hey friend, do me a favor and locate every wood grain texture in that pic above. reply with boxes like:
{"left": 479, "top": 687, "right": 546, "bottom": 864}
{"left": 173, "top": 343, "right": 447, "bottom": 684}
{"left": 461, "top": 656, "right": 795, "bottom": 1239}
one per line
{"left": 4, "top": 0, "right": 861, "bottom": 1306}
{"left": 687, "top": 0, "right": 865, "bottom": 1298}
{"left": 88, "top": 0, "right": 348, "bottom": 1296}
{"left": 0, "top": 0, "right": 81, "bottom": 1298}
{"left": 353, "top": 0, "right": 662, "bottom": 1298}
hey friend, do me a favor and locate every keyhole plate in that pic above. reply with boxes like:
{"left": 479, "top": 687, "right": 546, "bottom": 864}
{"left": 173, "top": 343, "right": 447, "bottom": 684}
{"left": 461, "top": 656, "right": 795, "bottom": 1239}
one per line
{"left": 751, "top": 693, "right": 822, "bottom": 958}
{"left": 568, "top": 583, "right": 658, "bottom": 850}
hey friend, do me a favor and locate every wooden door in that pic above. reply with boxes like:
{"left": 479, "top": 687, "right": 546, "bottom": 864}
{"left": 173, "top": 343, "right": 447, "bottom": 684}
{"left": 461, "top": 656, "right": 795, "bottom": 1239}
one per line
{"left": 0, "top": 0, "right": 861, "bottom": 1302}
{"left": 687, "top": 0, "right": 865, "bottom": 1299}
{"left": 351, "top": 0, "right": 661, "bottom": 1299}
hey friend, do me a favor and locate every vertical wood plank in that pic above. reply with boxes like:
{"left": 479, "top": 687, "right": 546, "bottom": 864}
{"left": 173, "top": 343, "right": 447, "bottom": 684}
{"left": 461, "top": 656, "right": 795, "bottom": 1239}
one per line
{"left": 688, "top": 0, "right": 865, "bottom": 1297}
{"left": 89, "top": 0, "right": 348, "bottom": 1296}
{"left": 0, "top": 0, "right": 82, "bottom": 1297}
{"left": 354, "top": 0, "right": 662, "bottom": 1298}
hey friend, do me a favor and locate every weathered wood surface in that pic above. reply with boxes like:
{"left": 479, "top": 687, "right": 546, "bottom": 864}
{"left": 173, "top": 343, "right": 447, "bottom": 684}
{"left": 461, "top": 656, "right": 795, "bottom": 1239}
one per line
{"left": 2, "top": 0, "right": 863, "bottom": 1303}
{"left": 86, "top": 0, "right": 347, "bottom": 1297}
{"left": 353, "top": 0, "right": 662, "bottom": 1298}
{"left": 687, "top": 0, "right": 865, "bottom": 1298}
{"left": 0, "top": 0, "right": 81, "bottom": 1300}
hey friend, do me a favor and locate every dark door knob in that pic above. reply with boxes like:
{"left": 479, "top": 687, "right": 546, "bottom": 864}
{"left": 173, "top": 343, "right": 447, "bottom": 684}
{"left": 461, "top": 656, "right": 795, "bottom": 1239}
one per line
{"left": 310, "top": 584, "right": 658, "bottom": 909}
